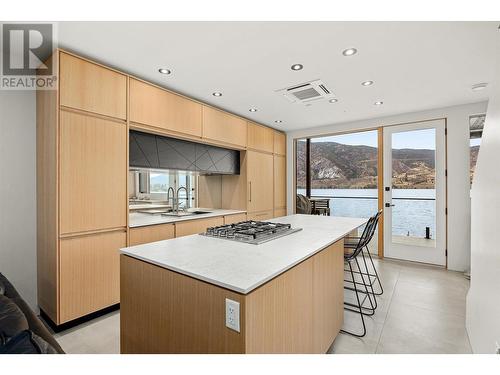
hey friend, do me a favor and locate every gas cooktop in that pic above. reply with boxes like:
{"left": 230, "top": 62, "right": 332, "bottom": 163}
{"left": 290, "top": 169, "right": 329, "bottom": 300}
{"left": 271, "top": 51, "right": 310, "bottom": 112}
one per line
{"left": 200, "top": 220, "right": 302, "bottom": 245}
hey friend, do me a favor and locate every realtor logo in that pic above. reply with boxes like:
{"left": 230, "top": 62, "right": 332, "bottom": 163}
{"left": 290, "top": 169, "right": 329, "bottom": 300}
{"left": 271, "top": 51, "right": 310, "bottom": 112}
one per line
{"left": 1, "top": 23, "right": 57, "bottom": 90}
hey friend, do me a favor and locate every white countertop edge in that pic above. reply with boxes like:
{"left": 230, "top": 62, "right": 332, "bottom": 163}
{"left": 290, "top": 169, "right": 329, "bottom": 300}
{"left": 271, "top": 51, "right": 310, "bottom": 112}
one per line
{"left": 120, "top": 221, "right": 365, "bottom": 294}
{"left": 129, "top": 209, "right": 247, "bottom": 228}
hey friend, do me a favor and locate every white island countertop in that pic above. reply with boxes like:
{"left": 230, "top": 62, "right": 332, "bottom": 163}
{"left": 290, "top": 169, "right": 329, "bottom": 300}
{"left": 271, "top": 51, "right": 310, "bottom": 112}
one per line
{"left": 121, "top": 214, "right": 367, "bottom": 294}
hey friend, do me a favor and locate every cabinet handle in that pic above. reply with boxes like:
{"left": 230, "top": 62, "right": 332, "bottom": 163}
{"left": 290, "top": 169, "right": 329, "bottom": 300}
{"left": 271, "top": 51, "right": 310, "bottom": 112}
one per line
{"left": 249, "top": 181, "right": 252, "bottom": 202}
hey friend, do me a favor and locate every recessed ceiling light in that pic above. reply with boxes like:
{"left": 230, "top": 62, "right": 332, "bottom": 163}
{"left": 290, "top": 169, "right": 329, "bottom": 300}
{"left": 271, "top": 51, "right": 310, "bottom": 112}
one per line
{"left": 374, "top": 101, "right": 384, "bottom": 106}
{"left": 249, "top": 108, "right": 257, "bottom": 112}
{"left": 212, "top": 92, "right": 222, "bottom": 97}
{"left": 329, "top": 98, "right": 338, "bottom": 103}
{"left": 361, "top": 80, "right": 374, "bottom": 86}
{"left": 471, "top": 83, "right": 488, "bottom": 91}
{"left": 158, "top": 68, "right": 171, "bottom": 74}
{"left": 275, "top": 120, "right": 283, "bottom": 123}
{"left": 291, "top": 64, "right": 303, "bottom": 71}
{"left": 342, "top": 48, "right": 357, "bottom": 56}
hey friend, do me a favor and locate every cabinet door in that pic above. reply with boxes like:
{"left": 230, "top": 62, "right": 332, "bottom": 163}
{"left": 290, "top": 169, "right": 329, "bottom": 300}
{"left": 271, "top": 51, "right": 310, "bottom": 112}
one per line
{"left": 130, "top": 79, "right": 202, "bottom": 137}
{"left": 274, "top": 154, "right": 286, "bottom": 209}
{"left": 59, "top": 231, "right": 125, "bottom": 323}
{"left": 247, "top": 122, "right": 274, "bottom": 153}
{"left": 247, "top": 210, "right": 274, "bottom": 221}
{"left": 202, "top": 106, "right": 247, "bottom": 148}
{"left": 224, "top": 213, "right": 247, "bottom": 225}
{"left": 274, "top": 208, "right": 287, "bottom": 218}
{"left": 175, "top": 217, "right": 224, "bottom": 237}
{"left": 129, "top": 224, "right": 175, "bottom": 246}
{"left": 59, "top": 52, "right": 127, "bottom": 119}
{"left": 247, "top": 151, "right": 274, "bottom": 213}
{"left": 273, "top": 131, "right": 286, "bottom": 156}
{"left": 60, "top": 110, "right": 127, "bottom": 234}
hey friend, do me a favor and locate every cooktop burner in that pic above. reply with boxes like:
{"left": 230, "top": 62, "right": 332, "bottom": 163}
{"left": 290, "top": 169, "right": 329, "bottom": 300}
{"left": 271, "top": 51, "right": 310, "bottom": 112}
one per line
{"left": 200, "top": 220, "right": 302, "bottom": 245}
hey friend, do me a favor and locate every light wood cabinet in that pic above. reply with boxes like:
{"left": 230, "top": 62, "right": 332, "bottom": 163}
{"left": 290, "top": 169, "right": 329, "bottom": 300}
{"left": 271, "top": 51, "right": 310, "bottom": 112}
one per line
{"left": 175, "top": 216, "right": 224, "bottom": 237}
{"left": 273, "top": 131, "right": 286, "bottom": 156}
{"left": 274, "top": 208, "right": 287, "bottom": 218}
{"left": 274, "top": 155, "right": 286, "bottom": 209}
{"left": 224, "top": 213, "right": 247, "bottom": 225}
{"left": 121, "top": 239, "right": 344, "bottom": 353}
{"left": 130, "top": 78, "right": 202, "bottom": 138}
{"left": 202, "top": 106, "right": 247, "bottom": 148}
{"left": 59, "top": 110, "right": 127, "bottom": 235}
{"left": 59, "top": 52, "right": 127, "bottom": 119}
{"left": 247, "top": 122, "right": 274, "bottom": 153}
{"left": 247, "top": 151, "right": 274, "bottom": 214}
{"left": 59, "top": 231, "right": 125, "bottom": 323}
{"left": 247, "top": 210, "right": 274, "bottom": 221}
{"left": 129, "top": 224, "right": 175, "bottom": 246}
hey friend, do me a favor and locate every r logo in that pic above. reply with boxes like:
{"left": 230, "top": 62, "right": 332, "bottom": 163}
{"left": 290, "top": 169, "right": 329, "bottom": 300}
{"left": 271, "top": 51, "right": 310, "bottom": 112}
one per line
{"left": 2, "top": 23, "right": 53, "bottom": 76}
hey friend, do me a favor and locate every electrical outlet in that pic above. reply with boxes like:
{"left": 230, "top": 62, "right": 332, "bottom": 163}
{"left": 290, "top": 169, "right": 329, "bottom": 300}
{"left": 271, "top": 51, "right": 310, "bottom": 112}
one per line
{"left": 225, "top": 298, "right": 240, "bottom": 332}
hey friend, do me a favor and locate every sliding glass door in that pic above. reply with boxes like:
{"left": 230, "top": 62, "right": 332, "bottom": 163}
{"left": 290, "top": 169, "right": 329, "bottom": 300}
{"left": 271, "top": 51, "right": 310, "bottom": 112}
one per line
{"left": 295, "top": 130, "right": 380, "bottom": 253}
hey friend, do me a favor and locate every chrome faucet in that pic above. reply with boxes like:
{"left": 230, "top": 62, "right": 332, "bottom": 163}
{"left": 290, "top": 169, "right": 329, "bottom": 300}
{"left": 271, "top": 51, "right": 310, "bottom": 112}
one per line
{"left": 166, "top": 187, "right": 175, "bottom": 208}
{"left": 176, "top": 186, "right": 189, "bottom": 213}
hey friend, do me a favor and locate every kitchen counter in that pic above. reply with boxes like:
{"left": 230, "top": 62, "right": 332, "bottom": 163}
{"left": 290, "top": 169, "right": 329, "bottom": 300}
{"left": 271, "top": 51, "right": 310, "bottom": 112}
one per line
{"left": 121, "top": 214, "right": 367, "bottom": 294}
{"left": 129, "top": 208, "right": 247, "bottom": 228}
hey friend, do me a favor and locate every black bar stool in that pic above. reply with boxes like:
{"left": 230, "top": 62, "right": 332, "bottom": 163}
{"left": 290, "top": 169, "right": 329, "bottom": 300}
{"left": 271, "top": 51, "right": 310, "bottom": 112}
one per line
{"left": 341, "top": 215, "right": 378, "bottom": 338}
{"left": 344, "top": 210, "right": 384, "bottom": 297}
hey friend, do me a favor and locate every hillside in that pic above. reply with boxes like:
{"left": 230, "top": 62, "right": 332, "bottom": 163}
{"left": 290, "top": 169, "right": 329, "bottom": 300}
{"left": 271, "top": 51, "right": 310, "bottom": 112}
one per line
{"left": 297, "top": 141, "right": 448, "bottom": 189}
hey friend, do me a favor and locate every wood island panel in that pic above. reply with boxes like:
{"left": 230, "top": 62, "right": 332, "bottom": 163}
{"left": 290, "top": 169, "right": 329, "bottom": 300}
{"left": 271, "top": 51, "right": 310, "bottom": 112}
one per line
{"left": 120, "top": 255, "right": 246, "bottom": 354}
{"left": 120, "top": 239, "right": 345, "bottom": 353}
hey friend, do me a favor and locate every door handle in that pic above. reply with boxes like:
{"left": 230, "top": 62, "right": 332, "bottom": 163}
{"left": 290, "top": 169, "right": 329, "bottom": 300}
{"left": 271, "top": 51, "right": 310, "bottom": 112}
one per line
{"left": 249, "top": 182, "right": 252, "bottom": 202}
{"left": 385, "top": 203, "right": 395, "bottom": 208}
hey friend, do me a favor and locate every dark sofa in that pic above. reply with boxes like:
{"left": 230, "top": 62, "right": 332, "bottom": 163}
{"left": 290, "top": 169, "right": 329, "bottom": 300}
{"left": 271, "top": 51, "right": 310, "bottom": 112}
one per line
{"left": 0, "top": 273, "right": 64, "bottom": 353}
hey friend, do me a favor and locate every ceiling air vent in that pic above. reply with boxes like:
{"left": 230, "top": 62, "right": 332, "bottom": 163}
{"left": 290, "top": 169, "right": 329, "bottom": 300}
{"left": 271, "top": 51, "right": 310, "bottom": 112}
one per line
{"left": 276, "top": 79, "right": 335, "bottom": 105}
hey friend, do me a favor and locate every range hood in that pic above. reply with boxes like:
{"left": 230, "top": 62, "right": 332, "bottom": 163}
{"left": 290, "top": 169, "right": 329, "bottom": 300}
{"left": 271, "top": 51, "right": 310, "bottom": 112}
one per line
{"left": 129, "top": 130, "right": 240, "bottom": 175}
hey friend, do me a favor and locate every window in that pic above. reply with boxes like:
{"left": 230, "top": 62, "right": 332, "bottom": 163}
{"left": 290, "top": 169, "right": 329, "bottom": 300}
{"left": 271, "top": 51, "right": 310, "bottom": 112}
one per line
{"left": 133, "top": 170, "right": 196, "bottom": 208}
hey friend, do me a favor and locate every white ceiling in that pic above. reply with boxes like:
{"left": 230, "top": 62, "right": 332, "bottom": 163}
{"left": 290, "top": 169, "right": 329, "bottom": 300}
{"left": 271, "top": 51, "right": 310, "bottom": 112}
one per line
{"left": 58, "top": 22, "right": 499, "bottom": 131}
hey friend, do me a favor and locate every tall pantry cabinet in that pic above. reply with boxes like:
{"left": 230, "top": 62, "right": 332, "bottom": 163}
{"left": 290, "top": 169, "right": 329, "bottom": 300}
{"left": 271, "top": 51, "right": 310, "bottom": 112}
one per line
{"left": 37, "top": 51, "right": 128, "bottom": 325}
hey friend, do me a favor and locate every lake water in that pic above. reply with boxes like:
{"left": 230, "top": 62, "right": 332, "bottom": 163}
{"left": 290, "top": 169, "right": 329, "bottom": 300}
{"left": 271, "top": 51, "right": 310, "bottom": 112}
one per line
{"left": 297, "top": 188, "right": 435, "bottom": 238}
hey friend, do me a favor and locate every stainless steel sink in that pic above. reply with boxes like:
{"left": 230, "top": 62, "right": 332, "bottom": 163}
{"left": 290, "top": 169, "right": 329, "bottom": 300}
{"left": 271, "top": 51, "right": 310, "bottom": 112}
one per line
{"left": 161, "top": 210, "right": 212, "bottom": 217}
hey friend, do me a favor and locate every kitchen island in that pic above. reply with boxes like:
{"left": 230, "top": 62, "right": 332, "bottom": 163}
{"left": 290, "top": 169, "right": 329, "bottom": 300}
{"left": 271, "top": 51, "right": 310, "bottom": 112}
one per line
{"left": 120, "top": 214, "right": 367, "bottom": 353}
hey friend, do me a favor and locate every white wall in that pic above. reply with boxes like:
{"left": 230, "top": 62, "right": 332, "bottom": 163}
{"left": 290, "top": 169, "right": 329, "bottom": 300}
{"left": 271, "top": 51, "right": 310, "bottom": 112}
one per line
{"left": 466, "top": 93, "right": 500, "bottom": 353}
{"left": 286, "top": 101, "right": 488, "bottom": 272}
{"left": 0, "top": 90, "right": 37, "bottom": 310}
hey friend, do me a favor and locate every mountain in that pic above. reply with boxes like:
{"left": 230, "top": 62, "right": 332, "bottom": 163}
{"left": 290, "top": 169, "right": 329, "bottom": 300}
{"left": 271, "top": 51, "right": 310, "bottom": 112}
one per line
{"left": 297, "top": 141, "right": 440, "bottom": 189}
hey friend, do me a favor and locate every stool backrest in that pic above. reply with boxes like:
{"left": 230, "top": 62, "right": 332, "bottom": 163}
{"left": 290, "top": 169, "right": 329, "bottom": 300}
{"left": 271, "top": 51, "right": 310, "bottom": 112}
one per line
{"left": 346, "top": 216, "right": 375, "bottom": 260}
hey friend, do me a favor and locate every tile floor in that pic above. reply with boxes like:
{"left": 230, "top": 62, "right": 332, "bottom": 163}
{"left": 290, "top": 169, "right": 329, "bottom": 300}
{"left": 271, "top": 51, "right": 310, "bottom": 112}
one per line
{"left": 51, "top": 257, "right": 471, "bottom": 354}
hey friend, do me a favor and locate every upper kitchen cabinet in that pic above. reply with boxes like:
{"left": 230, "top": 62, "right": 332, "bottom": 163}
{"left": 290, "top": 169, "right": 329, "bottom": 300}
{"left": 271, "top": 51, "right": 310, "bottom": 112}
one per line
{"left": 202, "top": 106, "right": 247, "bottom": 149}
{"left": 274, "top": 131, "right": 286, "bottom": 156}
{"left": 59, "top": 110, "right": 127, "bottom": 235}
{"left": 129, "top": 79, "right": 202, "bottom": 138}
{"left": 247, "top": 122, "right": 274, "bottom": 153}
{"left": 59, "top": 52, "right": 127, "bottom": 119}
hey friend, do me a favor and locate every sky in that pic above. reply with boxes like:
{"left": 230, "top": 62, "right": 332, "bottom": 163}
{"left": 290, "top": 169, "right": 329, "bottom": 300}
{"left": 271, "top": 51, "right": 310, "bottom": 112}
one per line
{"left": 310, "top": 128, "right": 442, "bottom": 150}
